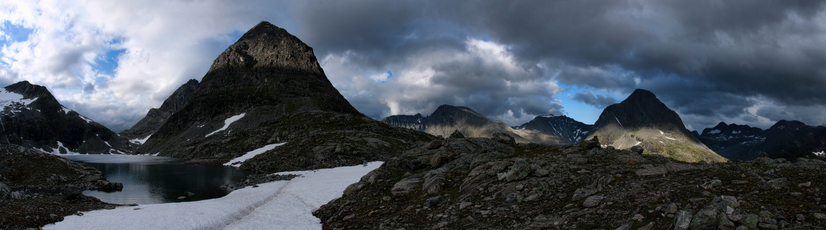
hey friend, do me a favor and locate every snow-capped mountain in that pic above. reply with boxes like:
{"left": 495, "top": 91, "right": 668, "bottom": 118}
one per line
{"left": 514, "top": 114, "right": 593, "bottom": 144}
{"left": 0, "top": 81, "right": 134, "bottom": 154}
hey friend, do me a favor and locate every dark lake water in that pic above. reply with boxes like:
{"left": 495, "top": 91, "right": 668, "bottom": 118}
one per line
{"left": 63, "top": 154, "right": 247, "bottom": 204}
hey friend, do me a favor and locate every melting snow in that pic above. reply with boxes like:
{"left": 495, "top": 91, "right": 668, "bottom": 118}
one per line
{"left": 39, "top": 141, "right": 81, "bottom": 155}
{"left": 206, "top": 113, "right": 246, "bottom": 137}
{"left": 45, "top": 162, "right": 383, "bottom": 230}
{"left": 814, "top": 151, "right": 825, "bottom": 157}
{"left": 225, "top": 143, "right": 286, "bottom": 167}
{"left": 79, "top": 115, "right": 93, "bottom": 123}
{"left": 732, "top": 130, "right": 741, "bottom": 134}
{"left": 707, "top": 129, "right": 721, "bottom": 134}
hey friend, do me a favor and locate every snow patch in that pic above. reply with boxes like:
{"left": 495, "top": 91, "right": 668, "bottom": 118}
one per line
{"left": 39, "top": 141, "right": 81, "bottom": 155}
{"left": 732, "top": 130, "right": 741, "bottom": 134}
{"left": 225, "top": 143, "right": 286, "bottom": 167}
{"left": 78, "top": 115, "right": 93, "bottom": 123}
{"left": 46, "top": 162, "right": 383, "bottom": 230}
{"left": 707, "top": 129, "right": 721, "bottom": 134}
{"left": 130, "top": 134, "right": 152, "bottom": 145}
{"left": 814, "top": 151, "right": 825, "bottom": 157}
{"left": 206, "top": 113, "right": 246, "bottom": 137}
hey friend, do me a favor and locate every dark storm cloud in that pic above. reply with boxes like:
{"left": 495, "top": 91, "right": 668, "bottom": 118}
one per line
{"left": 294, "top": 0, "right": 826, "bottom": 129}
{"left": 572, "top": 91, "right": 617, "bottom": 109}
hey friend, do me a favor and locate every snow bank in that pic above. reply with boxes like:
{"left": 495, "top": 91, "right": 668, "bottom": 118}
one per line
{"left": 205, "top": 113, "right": 246, "bottom": 137}
{"left": 45, "top": 162, "right": 383, "bottom": 230}
{"left": 224, "top": 143, "right": 286, "bottom": 167}
{"left": 707, "top": 129, "right": 721, "bottom": 134}
{"left": 815, "top": 151, "right": 825, "bottom": 157}
{"left": 39, "top": 141, "right": 81, "bottom": 155}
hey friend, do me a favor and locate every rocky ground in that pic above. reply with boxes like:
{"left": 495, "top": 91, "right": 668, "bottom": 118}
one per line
{"left": 315, "top": 133, "right": 826, "bottom": 229}
{"left": 0, "top": 145, "right": 124, "bottom": 229}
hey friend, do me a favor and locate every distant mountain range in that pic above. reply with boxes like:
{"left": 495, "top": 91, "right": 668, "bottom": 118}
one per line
{"left": 380, "top": 104, "right": 563, "bottom": 145}
{"left": 513, "top": 114, "right": 592, "bottom": 144}
{"left": 695, "top": 120, "right": 826, "bottom": 160}
{"left": 0, "top": 81, "right": 134, "bottom": 154}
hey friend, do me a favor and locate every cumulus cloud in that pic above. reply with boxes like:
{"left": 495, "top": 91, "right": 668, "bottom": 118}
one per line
{"left": 2, "top": 0, "right": 826, "bottom": 132}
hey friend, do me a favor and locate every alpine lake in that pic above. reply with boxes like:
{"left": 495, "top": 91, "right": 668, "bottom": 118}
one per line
{"left": 63, "top": 154, "right": 248, "bottom": 204}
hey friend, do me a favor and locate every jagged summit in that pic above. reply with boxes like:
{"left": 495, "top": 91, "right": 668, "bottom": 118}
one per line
{"left": 515, "top": 114, "right": 593, "bottom": 144}
{"left": 6, "top": 81, "right": 53, "bottom": 99}
{"left": 120, "top": 79, "right": 199, "bottom": 140}
{"left": 587, "top": 89, "right": 726, "bottom": 162}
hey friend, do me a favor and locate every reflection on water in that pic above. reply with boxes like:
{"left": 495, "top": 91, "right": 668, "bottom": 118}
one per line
{"left": 64, "top": 155, "right": 247, "bottom": 204}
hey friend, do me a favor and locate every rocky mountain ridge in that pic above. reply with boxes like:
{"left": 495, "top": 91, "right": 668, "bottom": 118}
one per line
{"left": 514, "top": 114, "right": 593, "bottom": 144}
{"left": 586, "top": 89, "right": 726, "bottom": 163}
{"left": 696, "top": 121, "right": 826, "bottom": 161}
{"left": 131, "top": 21, "right": 433, "bottom": 172}
{"left": 380, "top": 105, "right": 564, "bottom": 145}
{"left": 119, "top": 79, "right": 199, "bottom": 142}
{"left": 0, "top": 81, "right": 134, "bottom": 154}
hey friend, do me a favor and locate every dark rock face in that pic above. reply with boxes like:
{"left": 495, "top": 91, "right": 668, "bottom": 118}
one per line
{"left": 120, "top": 79, "right": 198, "bottom": 141}
{"left": 314, "top": 138, "right": 826, "bottom": 229}
{"left": 380, "top": 104, "right": 563, "bottom": 145}
{"left": 696, "top": 121, "right": 826, "bottom": 161}
{"left": 515, "top": 114, "right": 593, "bottom": 144}
{"left": 587, "top": 89, "right": 725, "bottom": 162}
{"left": 0, "top": 81, "right": 134, "bottom": 154}
{"left": 133, "top": 22, "right": 432, "bottom": 170}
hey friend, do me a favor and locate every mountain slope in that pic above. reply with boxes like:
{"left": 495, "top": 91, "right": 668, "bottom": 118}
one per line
{"left": 514, "top": 114, "right": 593, "bottom": 144}
{"left": 119, "top": 79, "right": 199, "bottom": 142}
{"left": 134, "top": 21, "right": 432, "bottom": 172}
{"left": 380, "top": 105, "right": 564, "bottom": 145}
{"left": 696, "top": 122, "right": 766, "bottom": 160}
{"left": 586, "top": 89, "right": 726, "bottom": 162}
{"left": 0, "top": 81, "right": 133, "bottom": 154}
{"left": 752, "top": 120, "right": 826, "bottom": 160}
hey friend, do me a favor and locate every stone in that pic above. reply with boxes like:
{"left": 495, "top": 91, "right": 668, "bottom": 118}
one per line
{"left": 757, "top": 223, "right": 779, "bottom": 229}
{"left": 635, "top": 166, "right": 668, "bottom": 176}
{"left": 492, "top": 133, "right": 516, "bottom": 145}
{"left": 735, "top": 226, "right": 747, "bottom": 230}
{"left": 720, "top": 195, "right": 740, "bottom": 208}
{"left": 391, "top": 177, "right": 421, "bottom": 196}
{"left": 637, "top": 222, "right": 654, "bottom": 230}
{"left": 0, "top": 182, "right": 9, "bottom": 198}
{"left": 689, "top": 205, "right": 719, "bottom": 230}
{"left": 425, "top": 196, "right": 442, "bottom": 208}
{"left": 460, "top": 201, "right": 472, "bottom": 209}
{"left": 631, "top": 214, "right": 644, "bottom": 221}
{"left": 674, "top": 210, "right": 693, "bottom": 230}
{"left": 766, "top": 178, "right": 788, "bottom": 190}
{"left": 422, "top": 175, "right": 445, "bottom": 194}
{"left": 533, "top": 168, "right": 550, "bottom": 177}
{"left": 343, "top": 182, "right": 365, "bottom": 196}
{"left": 666, "top": 203, "right": 678, "bottom": 214}
{"left": 503, "top": 158, "right": 532, "bottom": 182}
{"left": 630, "top": 145, "right": 644, "bottom": 154}
{"left": 10, "top": 191, "right": 24, "bottom": 200}
{"left": 615, "top": 222, "right": 633, "bottom": 230}
{"left": 62, "top": 186, "right": 83, "bottom": 200}
{"left": 813, "top": 213, "right": 826, "bottom": 219}
{"left": 449, "top": 130, "right": 465, "bottom": 139}
{"left": 742, "top": 214, "right": 759, "bottom": 228}
{"left": 582, "top": 195, "right": 604, "bottom": 208}
{"left": 798, "top": 181, "right": 811, "bottom": 187}
{"left": 700, "top": 179, "right": 722, "bottom": 189}
{"left": 427, "top": 140, "right": 443, "bottom": 149}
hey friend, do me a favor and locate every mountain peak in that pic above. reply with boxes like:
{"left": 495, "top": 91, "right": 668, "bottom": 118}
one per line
{"left": 624, "top": 89, "right": 658, "bottom": 103}
{"left": 206, "top": 21, "right": 323, "bottom": 76}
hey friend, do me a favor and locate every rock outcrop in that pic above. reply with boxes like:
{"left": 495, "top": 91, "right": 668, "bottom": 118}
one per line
{"left": 380, "top": 104, "right": 564, "bottom": 145}
{"left": 586, "top": 89, "right": 726, "bottom": 162}
{"left": 314, "top": 136, "right": 826, "bottom": 229}
{"left": 0, "top": 81, "right": 134, "bottom": 154}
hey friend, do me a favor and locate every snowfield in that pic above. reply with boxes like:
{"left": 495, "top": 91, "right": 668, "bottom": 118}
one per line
{"left": 205, "top": 113, "right": 246, "bottom": 137}
{"left": 45, "top": 161, "right": 382, "bottom": 230}
{"left": 224, "top": 143, "right": 286, "bottom": 167}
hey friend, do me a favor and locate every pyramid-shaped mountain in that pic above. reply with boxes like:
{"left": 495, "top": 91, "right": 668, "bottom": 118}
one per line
{"left": 380, "top": 104, "right": 563, "bottom": 145}
{"left": 514, "top": 114, "right": 593, "bottom": 144}
{"left": 120, "top": 79, "right": 198, "bottom": 142}
{"left": 587, "top": 89, "right": 726, "bottom": 162}
{"left": 135, "top": 21, "right": 431, "bottom": 172}
{"left": 0, "top": 81, "right": 134, "bottom": 154}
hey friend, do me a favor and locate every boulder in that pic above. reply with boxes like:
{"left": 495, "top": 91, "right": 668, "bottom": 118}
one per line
{"left": 582, "top": 195, "right": 604, "bottom": 208}
{"left": 62, "top": 185, "right": 83, "bottom": 200}
{"left": 630, "top": 145, "right": 644, "bottom": 154}
{"left": 391, "top": 177, "right": 421, "bottom": 196}
{"left": 0, "top": 182, "right": 9, "bottom": 198}
{"left": 689, "top": 205, "right": 719, "bottom": 230}
{"left": 492, "top": 133, "right": 515, "bottom": 145}
{"left": 449, "top": 130, "right": 465, "bottom": 139}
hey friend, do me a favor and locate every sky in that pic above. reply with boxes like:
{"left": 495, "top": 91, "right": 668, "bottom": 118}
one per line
{"left": 2, "top": 0, "right": 825, "bottom": 133}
